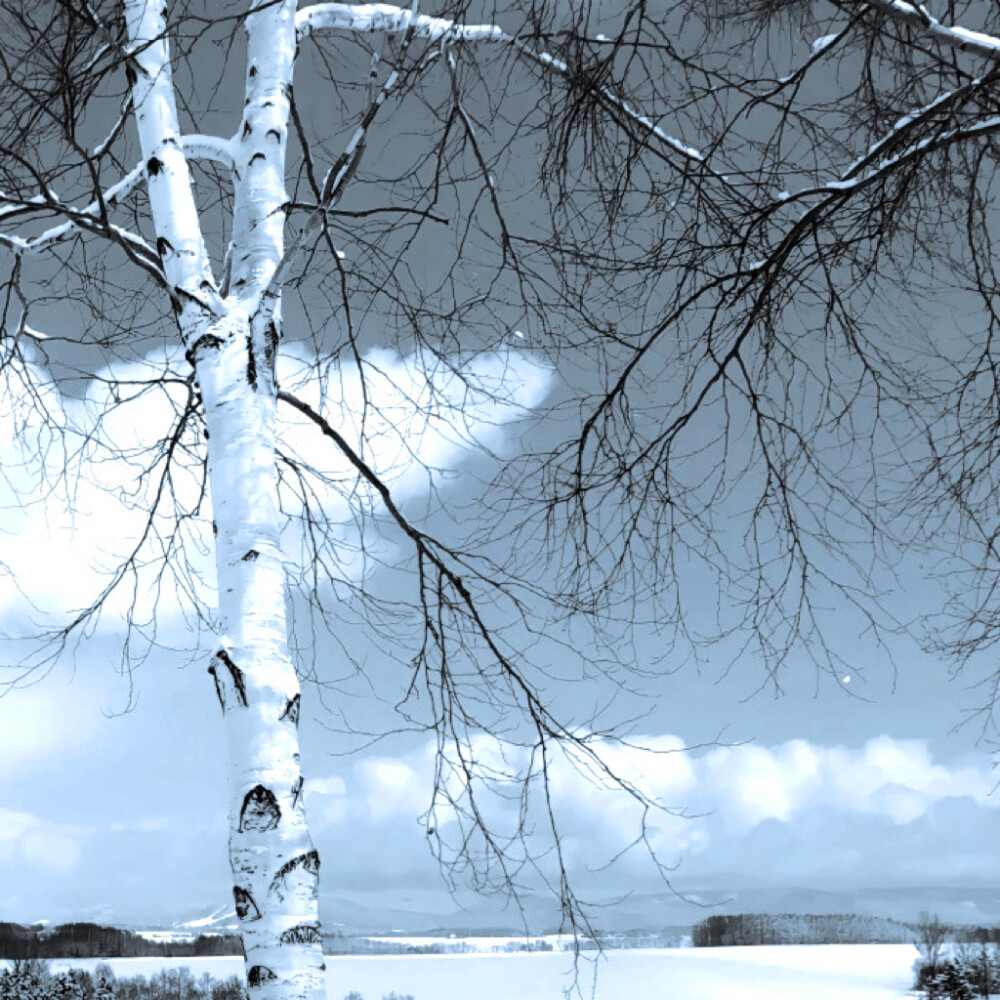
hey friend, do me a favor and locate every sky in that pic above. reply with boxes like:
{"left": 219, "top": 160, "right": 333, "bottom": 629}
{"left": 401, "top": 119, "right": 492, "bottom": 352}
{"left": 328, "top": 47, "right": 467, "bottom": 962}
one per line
{"left": 0, "top": 337, "right": 998, "bottom": 932}
{"left": 1, "top": 0, "right": 999, "bottom": 937}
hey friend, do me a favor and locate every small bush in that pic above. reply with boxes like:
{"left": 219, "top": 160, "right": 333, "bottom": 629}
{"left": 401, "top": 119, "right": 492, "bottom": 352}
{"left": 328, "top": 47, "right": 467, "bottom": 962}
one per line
{"left": 915, "top": 940, "right": 1000, "bottom": 1000}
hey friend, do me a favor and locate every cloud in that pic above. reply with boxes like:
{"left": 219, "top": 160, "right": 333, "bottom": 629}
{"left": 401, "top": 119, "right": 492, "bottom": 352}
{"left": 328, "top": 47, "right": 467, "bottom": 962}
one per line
{"left": 301, "top": 733, "right": 998, "bottom": 894}
{"left": 698, "top": 735, "right": 996, "bottom": 832}
{"left": 357, "top": 755, "right": 432, "bottom": 823}
{"left": 0, "top": 344, "right": 553, "bottom": 634}
{"left": 306, "top": 774, "right": 349, "bottom": 828}
{"left": 0, "top": 808, "right": 88, "bottom": 874}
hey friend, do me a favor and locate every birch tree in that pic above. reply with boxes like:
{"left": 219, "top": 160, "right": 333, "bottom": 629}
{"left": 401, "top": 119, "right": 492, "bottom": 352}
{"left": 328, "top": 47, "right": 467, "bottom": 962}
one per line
{"left": 8, "top": 0, "right": 1000, "bottom": 998}
{"left": 0, "top": 2, "right": 723, "bottom": 998}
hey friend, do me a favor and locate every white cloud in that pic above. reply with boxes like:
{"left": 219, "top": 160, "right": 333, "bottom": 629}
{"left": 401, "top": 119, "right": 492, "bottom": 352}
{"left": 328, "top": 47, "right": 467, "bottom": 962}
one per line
{"left": 0, "top": 680, "right": 102, "bottom": 771}
{"left": 0, "top": 344, "right": 553, "bottom": 633}
{"left": 320, "top": 733, "right": 998, "bottom": 882}
{"left": 0, "top": 808, "right": 88, "bottom": 874}
{"left": 696, "top": 735, "right": 996, "bottom": 831}
{"left": 309, "top": 776, "right": 347, "bottom": 797}
{"left": 358, "top": 757, "right": 429, "bottom": 822}
{"left": 306, "top": 774, "right": 349, "bottom": 828}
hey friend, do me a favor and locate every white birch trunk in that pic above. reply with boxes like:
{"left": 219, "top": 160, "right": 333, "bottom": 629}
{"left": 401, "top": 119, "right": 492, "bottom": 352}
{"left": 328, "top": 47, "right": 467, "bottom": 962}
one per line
{"left": 200, "top": 317, "right": 326, "bottom": 1000}
{"left": 124, "top": 3, "right": 326, "bottom": 997}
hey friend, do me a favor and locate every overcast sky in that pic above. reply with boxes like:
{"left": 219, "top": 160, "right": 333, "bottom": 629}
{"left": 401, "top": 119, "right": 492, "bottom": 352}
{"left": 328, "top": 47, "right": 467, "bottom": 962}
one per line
{"left": 0, "top": 338, "right": 998, "bottom": 932}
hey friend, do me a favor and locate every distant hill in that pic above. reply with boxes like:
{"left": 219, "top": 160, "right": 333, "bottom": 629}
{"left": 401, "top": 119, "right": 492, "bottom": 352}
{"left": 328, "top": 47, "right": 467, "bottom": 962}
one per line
{"left": 12, "top": 883, "right": 1000, "bottom": 942}
{"left": 312, "top": 884, "right": 1000, "bottom": 936}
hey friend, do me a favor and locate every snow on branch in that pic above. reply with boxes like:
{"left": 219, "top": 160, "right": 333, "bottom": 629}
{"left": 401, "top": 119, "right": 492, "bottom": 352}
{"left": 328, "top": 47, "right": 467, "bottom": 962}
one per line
{"left": 124, "top": 0, "right": 215, "bottom": 305}
{"left": 0, "top": 135, "right": 233, "bottom": 256}
{"left": 865, "top": 0, "right": 1000, "bottom": 60}
{"left": 774, "top": 112, "right": 1000, "bottom": 205}
{"left": 296, "top": 2, "right": 506, "bottom": 42}
{"left": 840, "top": 76, "right": 990, "bottom": 180}
{"left": 297, "top": 4, "right": 713, "bottom": 183}
{"left": 512, "top": 44, "right": 709, "bottom": 171}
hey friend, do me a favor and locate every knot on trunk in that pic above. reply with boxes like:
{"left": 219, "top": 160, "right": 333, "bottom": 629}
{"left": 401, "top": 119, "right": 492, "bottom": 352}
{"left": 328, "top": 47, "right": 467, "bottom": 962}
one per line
{"left": 280, "top": 923, "right": 321, "bottom": 945}
{"left": 233, "top": 886, "right": 261, "bottom": 922}
{"left": 279, "top": 693, "right": 300, "bottom": 726}
{"left": 214, "top": 649, "right": 248, "bottom": 707}
{"left": 270, "top": 850, "right": 320, "bottom": 901}
{"left": 239, "top": 785, "right": 281, "bottom": 833}
{"left": 247, "top": 965, "right": 276, "bottom": 989}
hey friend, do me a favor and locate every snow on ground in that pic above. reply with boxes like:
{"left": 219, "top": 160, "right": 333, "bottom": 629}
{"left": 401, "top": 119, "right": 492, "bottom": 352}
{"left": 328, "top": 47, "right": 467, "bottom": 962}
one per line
{"left": 361, "top": 933, "right": 580, "bottom": 952}
{"left": 3, "top": 944, "right": 922, "bottom": 999}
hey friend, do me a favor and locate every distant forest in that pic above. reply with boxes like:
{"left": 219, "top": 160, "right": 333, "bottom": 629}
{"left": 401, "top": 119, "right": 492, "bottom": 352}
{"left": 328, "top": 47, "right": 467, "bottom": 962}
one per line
{"left": 0, "top": 922, "right": 242, "bottom": 959}
{"left": 692, "top": 913, "right": 1000, "bottom": 947}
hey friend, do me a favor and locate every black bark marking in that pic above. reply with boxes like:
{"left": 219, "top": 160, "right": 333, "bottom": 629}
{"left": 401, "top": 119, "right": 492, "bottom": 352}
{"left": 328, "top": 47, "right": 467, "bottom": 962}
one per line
{"left": 207, "top": 662, "right": 225, "bottom": 712}
{"left": 266, "top": 129, "right": 281, "bottom": 142}
{"left": 247, "top": 966, "right": 276, "bottom": 989}
{"left": 156, "top": 236, "right": 174, "bottom": 258}
{"left": 146, "top": 156, "right": 163, "bottom": 176}
{"left": 242, "top": 120, "right": 253, "bottom": 139}
{"left": 279, "top": 923, "right": 321, "bottom": 945}
{"left": 216, "top": 648, "right": 248, "bottom": 707}
{"left": 291, "top": 775, "right": 304, "bottom": 809}
{"left": 185, "top": 332, "right": 223, "bottom": 368}
{"left": 246, "top": 335, "right": 258, "bottom": 390}
{"left": 248, "top": 64, "right": 257, "bottom": 78}
{"left": 163, "top": 136, "right": 179, "bottom": 148}
{"left": 249, "top": 152, "right": 266, "bottom": 167}
{"left": 233, "top": 885, "right": 261, "bottom": 922}
{"left": 242, "top": 549, "right": 259, "bottom": 562}
{"left": 125, "top": 65, "right": 138, "bottom": 89}
{"left": 263, "top": 319, "right": 278, "bottom": 371}
{"left": 269, "top": 849, "right": 319, "bottom": 898}
{"left": 279, "top": 693, "right": 300, "bottom": 726}
{"left": 240, "top": 785, "right": 281, "bottom": 833}
{"left": 212, "top": 521, "right": 218, "bottom": 536}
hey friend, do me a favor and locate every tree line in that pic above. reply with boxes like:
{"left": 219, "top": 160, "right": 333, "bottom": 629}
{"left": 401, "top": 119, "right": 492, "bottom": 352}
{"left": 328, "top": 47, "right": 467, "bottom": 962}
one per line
{"left": 692, "top": 913, "right": 916, "bottom": 947}
{"left": 0, "top": 922, "right": 242, "bottom": 959}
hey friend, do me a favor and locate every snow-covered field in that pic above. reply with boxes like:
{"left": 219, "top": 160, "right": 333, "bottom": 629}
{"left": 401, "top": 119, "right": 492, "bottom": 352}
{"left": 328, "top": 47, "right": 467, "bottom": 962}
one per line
{"left": 5, "top": 944, "right": 922, "bottom": 999}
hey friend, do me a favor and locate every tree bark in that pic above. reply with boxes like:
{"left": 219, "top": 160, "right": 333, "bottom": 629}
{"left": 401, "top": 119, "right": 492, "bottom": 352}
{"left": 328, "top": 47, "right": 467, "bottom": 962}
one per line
{"left": 123, "top": 0, "right": 326, "bottom": 993}
{"left": 198, "top": 316, "right": 326, "bottom": 1000}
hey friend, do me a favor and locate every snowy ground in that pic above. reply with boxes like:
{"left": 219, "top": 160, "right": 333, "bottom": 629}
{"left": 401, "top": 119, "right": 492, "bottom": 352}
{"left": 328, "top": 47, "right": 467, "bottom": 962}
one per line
{"left": 4, "top": 944, "right": 922, "bottom": 999}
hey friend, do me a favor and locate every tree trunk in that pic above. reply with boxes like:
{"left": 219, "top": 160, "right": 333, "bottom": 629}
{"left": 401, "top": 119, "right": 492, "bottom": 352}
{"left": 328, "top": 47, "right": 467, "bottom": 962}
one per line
{"left": 197, "top": 314, "right": 326, "bottom": 1000}
{"left": 123, "top": 1, "right": 324, "bottom": 993}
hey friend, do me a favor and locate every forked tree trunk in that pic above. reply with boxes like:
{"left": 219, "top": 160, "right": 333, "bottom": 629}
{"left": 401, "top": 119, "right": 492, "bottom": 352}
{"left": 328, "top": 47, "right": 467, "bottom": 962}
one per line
{"left": 123, "top": 0, "right": 327, "bottom": 995}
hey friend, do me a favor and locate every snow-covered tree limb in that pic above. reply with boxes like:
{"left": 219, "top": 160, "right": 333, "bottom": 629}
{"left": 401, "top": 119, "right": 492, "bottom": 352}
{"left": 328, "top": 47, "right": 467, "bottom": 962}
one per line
{"left": 0, "top": 135, "right": 233, "bottom": 257}
{"left": 123, "top": 0, "right": 218, "bottom": 320}
{"left": 861, "top": 0, "right": 1000, "bottom": 60}
{"left": 295, "top": 2, "right": 506, "bottom": 42}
